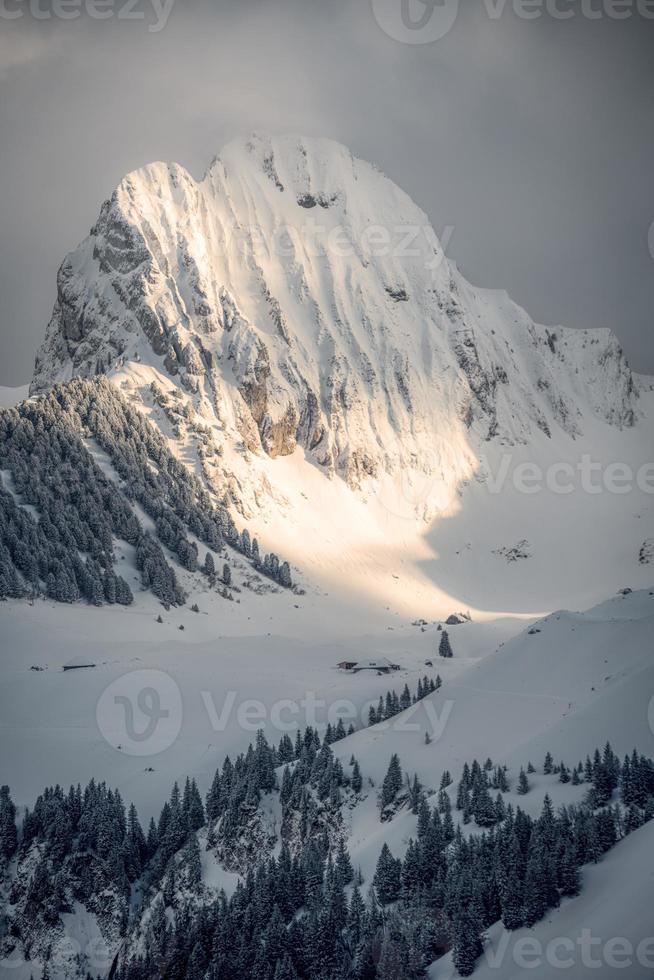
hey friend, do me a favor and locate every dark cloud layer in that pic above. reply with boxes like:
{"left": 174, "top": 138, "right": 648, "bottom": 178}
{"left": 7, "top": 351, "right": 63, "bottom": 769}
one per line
{"left": 0, "top": 0, "right": 652, "bottom": 384}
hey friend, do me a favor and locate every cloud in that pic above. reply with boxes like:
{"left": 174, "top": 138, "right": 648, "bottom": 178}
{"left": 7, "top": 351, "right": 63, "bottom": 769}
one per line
{"left": 0, "top": 23, "right": 67, "bottom": 78}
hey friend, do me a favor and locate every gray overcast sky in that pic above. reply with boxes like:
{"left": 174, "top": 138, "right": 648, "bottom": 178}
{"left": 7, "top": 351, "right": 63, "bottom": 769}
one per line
{"left": 0, "top": 0, "right": 653, "bottom": 385}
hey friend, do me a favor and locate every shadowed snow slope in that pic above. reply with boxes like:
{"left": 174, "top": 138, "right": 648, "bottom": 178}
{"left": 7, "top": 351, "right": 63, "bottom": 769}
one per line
{"left": 331, "top": 588, "right": 654, "bottom": 865}
{"left": 431, "top": 819, "right": 654, "bottom": 979}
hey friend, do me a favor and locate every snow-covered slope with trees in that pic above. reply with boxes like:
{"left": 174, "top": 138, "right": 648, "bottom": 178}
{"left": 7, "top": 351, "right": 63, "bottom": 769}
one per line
{"left": 432, "top": 818, "right": 654, "bottom": 979}
{"left": 1, "top": 589, "right": 653, "bottom": 979}
{"left": 0, "top": 378, "right": 296, "bottom": 607}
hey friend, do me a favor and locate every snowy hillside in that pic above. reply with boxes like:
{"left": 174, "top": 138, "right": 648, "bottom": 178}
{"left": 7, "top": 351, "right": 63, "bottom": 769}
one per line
{"left": 1, "top": 588, "right": 651, "bottom": 858}
{"left": 1, "top": 589, "right": 653, "bottom": 979}
{"left": 27, "top": 132, "right": 654, "bottom": 616}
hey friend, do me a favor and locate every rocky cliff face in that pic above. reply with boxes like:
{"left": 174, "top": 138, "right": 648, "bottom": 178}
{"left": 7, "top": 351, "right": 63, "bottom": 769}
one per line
{"left": 32, "top": 132, "right": 641, "bottom": 508}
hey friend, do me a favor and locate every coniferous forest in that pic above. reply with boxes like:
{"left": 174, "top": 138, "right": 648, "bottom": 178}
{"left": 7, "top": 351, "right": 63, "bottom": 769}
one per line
{"left": 0, "top": 378, "right": 294, "bottom": 606}
{"left": 2, "top": 726, "right": 653, "bottom": 980}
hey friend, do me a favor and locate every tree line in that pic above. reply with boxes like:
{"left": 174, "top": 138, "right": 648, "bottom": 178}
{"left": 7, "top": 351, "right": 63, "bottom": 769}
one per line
{"left": 2, "top": 735, "right": 653, "bottom": 980}
{"left": 367, "top": 676, "right": 442, "bottom": 729}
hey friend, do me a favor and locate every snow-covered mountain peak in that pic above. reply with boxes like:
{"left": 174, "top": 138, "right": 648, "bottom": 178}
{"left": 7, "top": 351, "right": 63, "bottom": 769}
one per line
{"left": 32, "top": 133, "right": 642, "bottom": 498}
{"left": 28, "top": 132, "right": 653, "bottom": 621}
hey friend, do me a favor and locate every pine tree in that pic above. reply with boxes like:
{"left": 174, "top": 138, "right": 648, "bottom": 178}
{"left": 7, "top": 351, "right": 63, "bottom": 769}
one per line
{"left": 439, "top": 630, "right": 453, "bottom": 659}
{"left": 180, "top": 777, "right": 202, "bottom": 833}
{"left": 351, "top": 759, "right": 363, "bottom": 795}
{"left": 603, "top": 742, "right": 620, "bottom": 794}
{"left": 409, "top": 774, "right": 423, "bottom": 814}
{"left": 516, "top": 768, "right": 530, "bottom": 795}
{"left": 373, "top": 844, "right": 401, "bottom": 904}
{"left": 0, "top": 786, "right": 17, "bottom": 862}
{"left": 473, "top": 784, "right": 497, "bottom": 828}
{"left": 125, "top": 802, "right": 146, "bottom": 879}
{"left": 559, "top": 843, "right": 581, "bottom": 897}
{"left": 456, "top": 777, "right": 470, "bottom": 811}
{"left": 522, "top": 850, "right": 547, "bottom": 926}
{"left": 205, "top": 769, "right": 222, "bottom": 823}
{"left": 379, "top": 754, "right": 403, "bottom": 817}
{"left": 625, "top": 804, "right": 643, "bottom": 834}
{"left": 451, "top": 908, "right": 483, "bottom": 977}
{"left": 146, "top": 816, "right": 158, "bottom": 857}
{"left": 501, "top": 865, "right": 524, "bottom": 930}
{"left": 335, "top": 838, "right": 354, "bottom": 885}
{"left": 494, "top": 766, "right": 509, "bottom": 793}
{"left": 346, "top": 885, "right": 366, "bottom": 946}
{"left": 278, "top": 734, "right": 295, "bottom": 764}
{"left": 401, "top": 838, "right": 421, "bottom": 898}
{"left": 183, "top": 834, "right": 202, "bottom": 890}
